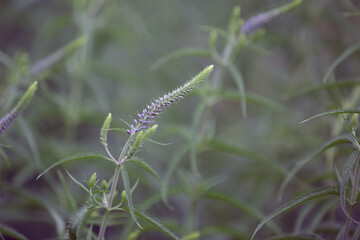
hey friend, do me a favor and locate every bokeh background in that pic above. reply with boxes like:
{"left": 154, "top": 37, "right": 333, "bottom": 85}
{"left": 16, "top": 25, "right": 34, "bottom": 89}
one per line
{"left": 1, "top": 0, "right": 360, "bottom": 239}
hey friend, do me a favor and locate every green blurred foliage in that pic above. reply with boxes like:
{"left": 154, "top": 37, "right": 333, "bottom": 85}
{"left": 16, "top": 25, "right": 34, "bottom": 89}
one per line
{"left": 1, "top": 0, "right": 360, "bottom": 239}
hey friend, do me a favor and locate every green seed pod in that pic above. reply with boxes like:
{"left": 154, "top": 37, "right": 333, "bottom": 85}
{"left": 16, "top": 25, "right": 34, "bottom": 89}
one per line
{"left": 102, "top": 180, "right": 108, "bottom": 190}
{"left": 89, "top": 172, "right": 97, "bottom": 189}
{"left": 121, "top": 190, "right": 127, "bottom": 201}
{"left": 143, "top": 124, "right": 158, "bottom": 140}
{"left": 127, "top": 131, "right": 144, "bottom": 159}
{"left": 100, "top": 113, "right": 112, "bottom": 147}
{"left": 127, "top": 230, "right": 140, "bottom": 240}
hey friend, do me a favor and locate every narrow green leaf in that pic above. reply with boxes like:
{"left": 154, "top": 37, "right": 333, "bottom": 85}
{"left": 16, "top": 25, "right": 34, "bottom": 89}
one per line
{"left": 109, "top": 128, "right": 128, "bottom": 134}
{"left": 132, "top": 208, "right": 180, "bottom": 240}
{"left": 190, "top": 102, "right": 206, "bottom": 175}
{"left": 323, "top": 42, "right": 360, "bottom": 82}
{"left": 340, "top": 151, "right": 359, "bottom": 220}
{"left": 229, "top": 64, "right": 247, "bottom": 118}
{"left": 276, "top": 0, "right": 303, "bottom": 14}
{"left": 0, "top": 146, "right": 10, "bottom": 167}
{"left": 130, "top": 179, "right": 140, "bottom": 194}
{"left": 18, "top": 118, "right": 41, "bottom": 167}
{"left": 151, "top": 48, "right": 211, "bottom": 70}
{"left": 162, "top": 145, "right": 190, "bottom": 207}
{"left": 57, "top": 170, "right": 76, "bottom": 211}
{"left": 148, "top": 139, "right": 171, "bottom": 146}
{"left": 203, "top": 191, "right": 263, "bottom": 220}
{"left": 67, "top": 203, "right": 94, "bottom": 240}
{"left": 120, "top": 164, "right": 141, "bottom": 228}
{"left": 308, "top": 198, "right": 338, "bottom": 233}
{"left": 208, "top": 140, "right": 286, "bottom": 175}
{"left": 127, "top": 159, "right": 161, "bottom": 184}
{"left": 66, "top": 170, "right": 90, "bottom": 194}
{"left": 278, "top": 135, "right": 352, "bottom": 199}
{"left": 293, "top": 202, "right": 316, "bottom": 234}
{"left": 203, "top": 191, "right": 280, "bottom": 234}
{"left": 283, "top": 81, "right": 360, "bottom": 100}
{"left": 100, "top": 113, "right": 112, "bottom": 147}
{"left": 251, "top": 186, "right": 339, "bottom": 240}
{"left": 197, "top": 25, "right": 230, "bottom": 39}
{"left": 37, "top": 152, "right": 113, "bottom": 180}
{"left": 301, "top": 108, "right": 360, "bottom": 124}
{"left": 0, "top": 223, "right": 29, "bottom": 240}
{"left": 220, "top": 90, "right": 286, "bottom": 112}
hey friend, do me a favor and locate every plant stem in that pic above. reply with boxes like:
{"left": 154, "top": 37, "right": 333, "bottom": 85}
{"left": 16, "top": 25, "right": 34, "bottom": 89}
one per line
{"left": 98, "top": 164, "right": 121, "bottom": 240}
{"left": 98, "top": 134, "right": 135, "bottom": 239}
{"left": 342, "top": 154, "right": 360, "bottom": 240}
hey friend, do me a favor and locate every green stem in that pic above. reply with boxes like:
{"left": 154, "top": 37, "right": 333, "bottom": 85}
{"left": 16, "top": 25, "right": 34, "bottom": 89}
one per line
{"left": 342, "top": 154, "right": 360, "bottom": 240}
{"left": 186, "top": 197, "right": 199, "bottom": 233}
{"left": 97, "top": 133, "right": 135, "bottom": 239}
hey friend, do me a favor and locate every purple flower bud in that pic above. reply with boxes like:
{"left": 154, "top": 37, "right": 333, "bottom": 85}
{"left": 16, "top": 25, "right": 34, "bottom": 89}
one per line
{"left": 127, "top": 130, "right": 131, "bottom": 134}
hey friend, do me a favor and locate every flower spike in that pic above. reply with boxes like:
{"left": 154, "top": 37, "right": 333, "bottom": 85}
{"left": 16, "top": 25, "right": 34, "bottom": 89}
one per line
{"left": 241, "top": 0, "right": 302, "bottom": 35}
{"left": 127, "top": 65, "right": 214, "bottom": 135}
{"left": 0, "top": 81, "right": 38, "bottom": 134}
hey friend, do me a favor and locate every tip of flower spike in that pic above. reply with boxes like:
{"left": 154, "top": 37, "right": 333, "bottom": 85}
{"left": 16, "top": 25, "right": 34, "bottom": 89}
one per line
{"left": 15, "top": 81, "right": 38, "bottom": 112}
{"left": 206, "top": 65, "right": 214, "bottom": 72}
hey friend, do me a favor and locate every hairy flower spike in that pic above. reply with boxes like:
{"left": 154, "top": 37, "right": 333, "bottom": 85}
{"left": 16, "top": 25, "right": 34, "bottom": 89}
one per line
{"left": 241, "top": 0, "right": 302, "bottom": 35}
{"left": 30, "top": 36, "right": 86, "bottom": 76}
{"left": 0, "top": 81, "right": 38, "bottom": 135}
{"left": 127, "top": 65, "right": 214, "bottom": 135}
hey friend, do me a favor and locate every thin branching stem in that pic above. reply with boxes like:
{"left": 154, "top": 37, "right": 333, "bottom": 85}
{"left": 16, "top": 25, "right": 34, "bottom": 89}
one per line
{"left": 97, "top": 133, "right": 135, "bottom": 239}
